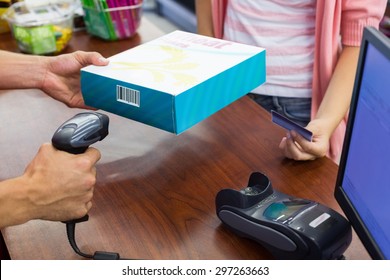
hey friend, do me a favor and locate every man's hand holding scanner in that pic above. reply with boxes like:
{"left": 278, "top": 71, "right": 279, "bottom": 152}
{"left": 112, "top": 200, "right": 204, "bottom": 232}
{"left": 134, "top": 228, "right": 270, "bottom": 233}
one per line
{"left": 0, "top": 143, "right": 100, "bottom": 228}
{"left": 23, "top": 144, "right": 101, "bottom": 223}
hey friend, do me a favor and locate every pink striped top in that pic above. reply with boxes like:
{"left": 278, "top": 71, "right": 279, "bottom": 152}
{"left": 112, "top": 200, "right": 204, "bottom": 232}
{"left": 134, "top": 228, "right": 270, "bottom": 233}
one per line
{"left": 223, "top": 0, "right": 316, "bottom": 98}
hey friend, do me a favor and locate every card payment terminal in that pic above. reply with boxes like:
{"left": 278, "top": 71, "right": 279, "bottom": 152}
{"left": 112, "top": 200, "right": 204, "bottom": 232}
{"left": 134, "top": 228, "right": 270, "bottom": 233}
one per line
{"left": 216, "top": 172, "right": 352, "bottom": 259}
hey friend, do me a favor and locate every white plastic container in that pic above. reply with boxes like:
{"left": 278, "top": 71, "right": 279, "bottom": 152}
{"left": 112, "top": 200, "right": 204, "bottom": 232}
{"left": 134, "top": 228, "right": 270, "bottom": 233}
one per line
{"left": 2, "top": 1, "right": 78, "bottom": 55}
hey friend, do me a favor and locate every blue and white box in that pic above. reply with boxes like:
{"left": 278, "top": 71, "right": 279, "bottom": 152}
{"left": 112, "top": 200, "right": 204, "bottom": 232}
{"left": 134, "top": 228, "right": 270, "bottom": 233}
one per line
{"left": 81, "top": 30, "right": 266, "bottom": 134}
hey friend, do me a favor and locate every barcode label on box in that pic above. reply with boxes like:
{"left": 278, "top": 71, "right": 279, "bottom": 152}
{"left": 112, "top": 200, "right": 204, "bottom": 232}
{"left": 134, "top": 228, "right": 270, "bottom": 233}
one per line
{"left": 116, "top": 85, "right": 140, "bottom": 107}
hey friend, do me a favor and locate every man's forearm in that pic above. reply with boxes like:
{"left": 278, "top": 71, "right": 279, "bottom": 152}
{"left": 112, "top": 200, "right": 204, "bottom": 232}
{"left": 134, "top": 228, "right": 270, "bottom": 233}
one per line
{"left": 0, "top": 50, "right": 48, "bottom": 90}
{"left": 0, "top": 177, "right": 37, "bottom": 228}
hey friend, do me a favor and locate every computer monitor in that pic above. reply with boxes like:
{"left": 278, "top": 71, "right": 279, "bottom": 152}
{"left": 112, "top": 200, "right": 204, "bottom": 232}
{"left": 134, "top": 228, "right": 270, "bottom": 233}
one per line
{"left": 334, "top": 27, "right": 390, "bottom": 260}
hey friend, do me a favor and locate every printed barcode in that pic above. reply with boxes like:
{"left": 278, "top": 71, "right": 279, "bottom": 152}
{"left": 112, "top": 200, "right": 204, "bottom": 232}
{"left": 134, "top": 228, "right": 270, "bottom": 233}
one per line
{"left": 116, "top": 85, "right": 140, "bottom": 107}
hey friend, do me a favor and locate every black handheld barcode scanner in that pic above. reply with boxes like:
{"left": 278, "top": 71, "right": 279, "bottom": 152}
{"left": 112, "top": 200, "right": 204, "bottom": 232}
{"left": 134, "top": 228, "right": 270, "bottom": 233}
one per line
{"left": 52, "top": 112, "right": 109, "bottom": 155}
{"left": 52, "top": 112, "right": 121, "bottom": 260}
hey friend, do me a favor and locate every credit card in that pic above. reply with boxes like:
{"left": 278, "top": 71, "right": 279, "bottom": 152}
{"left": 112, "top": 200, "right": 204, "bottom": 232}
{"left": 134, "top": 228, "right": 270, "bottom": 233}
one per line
{"left": 271, "top": 110, "right": 313, "bottom": 141}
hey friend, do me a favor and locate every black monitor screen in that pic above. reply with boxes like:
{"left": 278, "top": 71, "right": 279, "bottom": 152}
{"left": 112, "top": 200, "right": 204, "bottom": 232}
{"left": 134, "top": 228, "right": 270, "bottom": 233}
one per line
{"left": 335, "top": 27, "right": 390, "bottom": 260}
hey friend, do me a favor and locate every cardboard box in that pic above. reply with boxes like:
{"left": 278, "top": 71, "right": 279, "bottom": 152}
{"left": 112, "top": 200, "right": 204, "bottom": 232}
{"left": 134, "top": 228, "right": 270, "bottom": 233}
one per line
{"left": 81, "top": 30, "right": 266, "bottom": 134}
